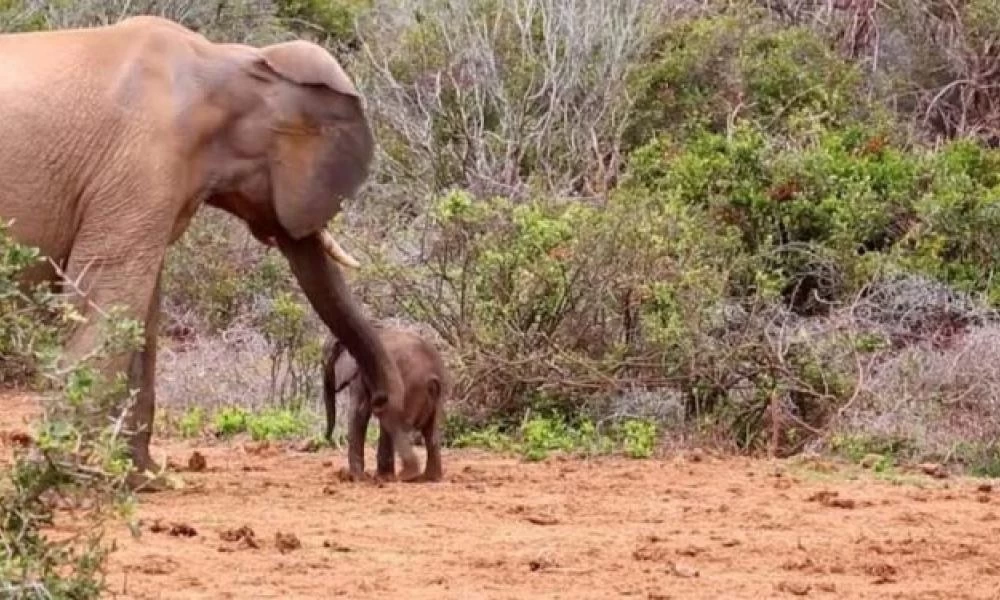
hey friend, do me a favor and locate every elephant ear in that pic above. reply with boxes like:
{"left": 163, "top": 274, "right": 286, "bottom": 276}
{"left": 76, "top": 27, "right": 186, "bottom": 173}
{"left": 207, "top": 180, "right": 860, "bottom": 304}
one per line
{"left": 333, "top": 345, "right": 360, "bottom": 391}
{"left": 258, "top": 40, "right": 360, "bottom": 98}
{"left": 256, "top": 41, "right": 371, "bottom": 239}
{"left": 426, "top": 376, "right": 442, "bottom": 402}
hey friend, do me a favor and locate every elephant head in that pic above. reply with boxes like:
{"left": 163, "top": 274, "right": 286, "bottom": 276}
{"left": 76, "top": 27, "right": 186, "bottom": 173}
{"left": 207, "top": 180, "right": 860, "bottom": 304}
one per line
{"left": 201, "top": 39, "right": 404, "bottom": 415}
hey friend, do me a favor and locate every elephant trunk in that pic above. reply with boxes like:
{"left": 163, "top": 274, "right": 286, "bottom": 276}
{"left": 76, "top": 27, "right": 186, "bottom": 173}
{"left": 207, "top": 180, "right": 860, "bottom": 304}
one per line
{"left": 277, "top": 232, "right": 403, "bottom": 414}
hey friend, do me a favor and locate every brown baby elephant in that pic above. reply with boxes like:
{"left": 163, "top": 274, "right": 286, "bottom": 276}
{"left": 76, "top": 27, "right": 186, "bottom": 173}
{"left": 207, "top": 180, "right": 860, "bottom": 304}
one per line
{"left": 322, "top": 325, "right": 448, "bottom": 482}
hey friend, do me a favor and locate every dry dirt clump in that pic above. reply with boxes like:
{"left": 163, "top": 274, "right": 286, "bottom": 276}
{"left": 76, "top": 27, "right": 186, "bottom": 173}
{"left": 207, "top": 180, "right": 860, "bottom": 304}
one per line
{"left": 219, "top": 525, "right": 260, "bottom": 550}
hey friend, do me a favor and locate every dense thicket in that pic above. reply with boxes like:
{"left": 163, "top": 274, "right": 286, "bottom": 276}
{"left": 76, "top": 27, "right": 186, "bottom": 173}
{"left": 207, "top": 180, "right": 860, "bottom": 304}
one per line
{"left": 3, "top": 0, "right": 1000, "bottom": 466}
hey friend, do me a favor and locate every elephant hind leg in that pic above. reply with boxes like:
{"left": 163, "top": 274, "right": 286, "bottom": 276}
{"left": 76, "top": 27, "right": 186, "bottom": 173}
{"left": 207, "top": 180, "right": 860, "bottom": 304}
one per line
{"left": 421, "top": 405, "right": 444, "bottom": 482}
{"left": 375, "top": 424, "right": 396, "bottom": 481}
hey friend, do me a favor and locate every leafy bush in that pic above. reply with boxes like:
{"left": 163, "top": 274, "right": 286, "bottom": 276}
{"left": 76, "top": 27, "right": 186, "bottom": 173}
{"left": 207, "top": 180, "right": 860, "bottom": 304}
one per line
{"left": 449, "top": 414, "right": 658, "bottom": 461}
{"left": 627, "top": 122, "right": 1000, "bottom": 312}
{"left": 891, "top": 140, "right": 1000, "bottom": 302}
{"left": 0, "top": 225, "right": 140, "bottom": 598}
{"left": 625, "top": 9, "right": 873, "bottom": 147}
{"left": 260, "top": 292, "right": 323, "bottom": 409}
{"left": 209, "top": 405, "right": 314, "bottom": 441}
{"left": 274, "top": 0, "right": 370, "bottom": 50}
{"left": 626, "top": 122, "right": 915, "bottom": 310}
{"left": 213, "top": 405, "right": 251, "bottom": 438}
{"left": 353, "top": 187, "right": 742, "bottom": 420}
{"left": 9, "top": 0, "right": 1000, "bottom": 471}
{"left": 177, "top": 406, "right": 207, "bottom": 439}
{"left": 163, "top": 212, "right": 289, "bottom": 333}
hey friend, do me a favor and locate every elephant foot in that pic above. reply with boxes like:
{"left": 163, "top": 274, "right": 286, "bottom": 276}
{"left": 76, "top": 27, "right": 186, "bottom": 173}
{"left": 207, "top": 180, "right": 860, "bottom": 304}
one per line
{"left": 420, "top": 470, "right": 443, "bottom": 483}
{"left": 398, "top": 463, "right": 422, "bottom": 483}
{"left": 126, "top": 451, "right": 170, "bottom": 493}
{"left": 374, "top": 470, "right": 397, "bottom": 483}
{"left": 125, "top": 468, "right": 170, "bottom": 493}
{"left": 335, "top": 466, "right": 368, "bottom": 483}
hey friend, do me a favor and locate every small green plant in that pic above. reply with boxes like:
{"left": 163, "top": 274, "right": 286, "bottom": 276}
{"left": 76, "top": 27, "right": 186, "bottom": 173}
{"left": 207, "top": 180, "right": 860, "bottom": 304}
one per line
{"left": 828, "top": 433, "right": 912, "bottom": 464}
{"left": 450, "top": 424, "right": 517, "bottom": 453}
{"left": 213, "top": 406, "right": 250, "bottom": 437}
{"left": 245, "top": 408, "right": 312, "bottom": 441}
{"left": 209, "top": 406, "right": 313, "bottom": 441}
{"left": 519, "top": 417, "right": 581, "bottom": 461}
{"left": 177, "top": 406, "right": 207, "bottom": 439}
{"left": 449, "top": 415, "right": 659, "bottom": 461}
{"left": 616, "top": 419, "right": 658, "bottom": 459}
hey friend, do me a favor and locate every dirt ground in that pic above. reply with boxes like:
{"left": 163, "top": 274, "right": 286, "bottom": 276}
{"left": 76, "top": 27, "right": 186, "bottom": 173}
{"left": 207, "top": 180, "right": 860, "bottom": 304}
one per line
{"left": 4, "top": 393, "right": 1000, "bottom": 599}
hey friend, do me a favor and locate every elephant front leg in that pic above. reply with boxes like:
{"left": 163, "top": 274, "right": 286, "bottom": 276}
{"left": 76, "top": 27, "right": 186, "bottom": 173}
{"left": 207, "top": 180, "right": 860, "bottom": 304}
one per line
{"left": 124, "top": 274, "right": 164, "bottom": 488}
{"left": 59, "top": 229, "right": 168, "bottom": 492}
{"left": 378, "top": 408, "right": 420, "bottom": 482}
{"left": 345, "top": 381, "right": 371, "bottom": 481}
{"left": 321, "top": 360, "right": 338, "bottom": 444}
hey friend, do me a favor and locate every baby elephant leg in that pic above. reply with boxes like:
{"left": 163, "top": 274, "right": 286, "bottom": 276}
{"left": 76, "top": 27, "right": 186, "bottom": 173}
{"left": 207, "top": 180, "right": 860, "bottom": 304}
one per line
{"left": 375, "top": 424, "right": 395, "bottom": 481}
{"left": 379, "top": 409, "right": 420, "bottom": 482}
{"left": 420, "top": 421, "right": 443, "bottom": 482}
{"left": 346, "top": 381, "right": 371, "bottom": 480}
{"left": 420, "top": 398, "right": 445, "bottom": 482}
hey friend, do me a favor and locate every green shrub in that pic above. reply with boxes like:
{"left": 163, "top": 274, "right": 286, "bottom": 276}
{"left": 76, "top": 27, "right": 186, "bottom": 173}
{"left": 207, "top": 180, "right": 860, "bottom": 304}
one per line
{"left": 616, "top": 419, "right": 658, "bottom": 459}
{"left": 626, "top": 9, "right": 873, "bottom": 147}
{"left": 260, "top": 292, "right": 322, "bottom": 409}
{"left": 891, "top": 140, "right": 1000, "bottom": 302}
{"left": 624, "top": 122, "right": 1000, "bottom": 312}
{"left": 177, "top": 406, "right": 207, "bottom": 439}
{"left": 0, "top": 225, "right": 140, "bottom": 598}
{"left": 245, "top": 408, "right": 312, "bottom": 441}
{"left": 0, "top": 227, "right": 64, "bottom": 383}
{"left": 357, "top": 187, "right": 741, "bottom": 421}
{"left": 163, "top": 212, "right": 290, "bottom": 332}
{"left": 213, "top": 406, "right": 250, "bottom": 437}
{"left": 274, "top": 0, "right": 371, "bottom": 49}
{"left": 209, "top": 405, "right": 313, "bottom": 441}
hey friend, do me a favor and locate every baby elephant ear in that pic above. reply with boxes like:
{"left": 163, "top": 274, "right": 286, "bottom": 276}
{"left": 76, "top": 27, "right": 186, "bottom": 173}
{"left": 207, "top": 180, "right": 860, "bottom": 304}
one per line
{"left": 257, "top": 40, "right": 360, "bottom": 98}
{"left": 426, "top": 376, "right": 442, "bottom": 401}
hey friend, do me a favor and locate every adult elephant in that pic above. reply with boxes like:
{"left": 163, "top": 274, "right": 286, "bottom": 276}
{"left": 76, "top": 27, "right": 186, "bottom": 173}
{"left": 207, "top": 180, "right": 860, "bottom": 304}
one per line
{"left": 0, "top": 16, "right": 411, "bottom": 489}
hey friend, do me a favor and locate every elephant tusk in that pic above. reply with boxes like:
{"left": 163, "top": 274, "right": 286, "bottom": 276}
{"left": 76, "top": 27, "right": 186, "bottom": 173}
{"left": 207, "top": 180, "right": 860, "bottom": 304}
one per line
{"left": 319, "top": 230, "right": 361, "bottom": 269}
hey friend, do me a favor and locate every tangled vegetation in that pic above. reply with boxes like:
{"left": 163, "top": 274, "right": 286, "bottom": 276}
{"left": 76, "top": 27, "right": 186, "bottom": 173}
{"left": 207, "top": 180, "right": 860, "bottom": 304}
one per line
{"left": 3, "top": 0, "right": 1000, "bottom": 590}
{"left": 0, "top": 0, "right": 999, "bottom": 488}
{"left": 0, "top": 222, "right": 142, "bottom": 598}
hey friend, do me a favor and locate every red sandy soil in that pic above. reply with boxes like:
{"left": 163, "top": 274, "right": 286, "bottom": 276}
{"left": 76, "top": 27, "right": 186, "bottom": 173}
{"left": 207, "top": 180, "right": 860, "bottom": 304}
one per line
{"left": 4, "top": 392, "right": 1000, "bottom": 599}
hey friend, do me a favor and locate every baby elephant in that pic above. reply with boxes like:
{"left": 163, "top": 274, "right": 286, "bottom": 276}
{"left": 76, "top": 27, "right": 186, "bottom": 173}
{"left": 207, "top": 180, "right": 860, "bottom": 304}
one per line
{"left": 322, "top": 325, "right": 448, "bottom": 482}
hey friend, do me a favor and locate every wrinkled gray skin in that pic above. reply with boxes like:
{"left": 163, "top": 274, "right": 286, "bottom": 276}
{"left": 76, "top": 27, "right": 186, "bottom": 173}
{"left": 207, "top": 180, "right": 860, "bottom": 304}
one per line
{"left": 323, "top": 326, "right": 448, "bottom": 482}
{"left": 0, "top": 16, "right": 409, "bottom": 490}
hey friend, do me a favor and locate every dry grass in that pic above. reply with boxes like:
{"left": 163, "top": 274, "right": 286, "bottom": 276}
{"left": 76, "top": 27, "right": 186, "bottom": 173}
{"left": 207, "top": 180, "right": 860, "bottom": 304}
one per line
{"left": 840, "top": 324, "right": 1000, "bottom": 458}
